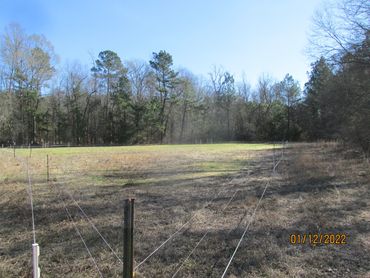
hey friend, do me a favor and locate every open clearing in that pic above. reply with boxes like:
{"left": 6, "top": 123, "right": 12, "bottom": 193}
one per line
{"left": 0, "top": 143, "right": 369, "bottom": 277}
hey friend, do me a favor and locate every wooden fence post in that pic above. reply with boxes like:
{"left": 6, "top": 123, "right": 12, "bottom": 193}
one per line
{"left": 123, "top": 199, "right": 135, "bottom": 278}
{"left": 46, "top": 155, "right": 49, "bottom": 182}
{"left": 273, "top": 142, "right": 275, "bottom": 169}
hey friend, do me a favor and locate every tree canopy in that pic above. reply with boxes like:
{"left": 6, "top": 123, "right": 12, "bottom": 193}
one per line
{"left": 0, "top": 0, "right": 369, "bottom": 154}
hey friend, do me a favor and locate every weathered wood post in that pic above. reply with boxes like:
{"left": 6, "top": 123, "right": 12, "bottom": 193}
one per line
{"left": 123, "top": 198, "right": 135, "bottom": 278}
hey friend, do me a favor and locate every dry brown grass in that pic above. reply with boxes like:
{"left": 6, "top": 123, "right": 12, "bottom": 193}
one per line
{"left": 0, "top": 142, "right": 369, "bottom": 277}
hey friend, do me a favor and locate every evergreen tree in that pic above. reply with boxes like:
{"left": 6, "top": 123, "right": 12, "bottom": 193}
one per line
{"left": 149, "top": 50, "right": 178, "bottom": 143}
{"left": 303, "top": 57, "right": 333, "bottom": 140}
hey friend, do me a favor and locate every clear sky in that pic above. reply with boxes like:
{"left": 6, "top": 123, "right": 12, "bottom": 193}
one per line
{"left": 0, "top": 0, "right": 323, "bottom": 88}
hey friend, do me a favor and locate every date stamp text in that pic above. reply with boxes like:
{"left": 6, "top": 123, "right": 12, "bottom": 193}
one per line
{"left": 289, "top": 233, "right": 349, "bottom": 246}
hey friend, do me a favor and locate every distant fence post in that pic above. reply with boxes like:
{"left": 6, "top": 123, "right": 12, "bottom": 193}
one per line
{"left": 46, "top": 155, "right": 49, "bottom": 182}
{"left": 32, "top": 243, "right": 40, "bottom": 278}
{"left": 123, "top": 199, "right": 135, "bottom": 278}
{"left": 273, "top": 142, "right": 275, "bottom": 169}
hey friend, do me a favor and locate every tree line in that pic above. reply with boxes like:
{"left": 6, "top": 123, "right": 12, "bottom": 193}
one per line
{"left": 0, "top": 0, "right": 368, "bottom": 153}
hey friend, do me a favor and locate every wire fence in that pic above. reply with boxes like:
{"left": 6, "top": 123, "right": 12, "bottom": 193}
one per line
{"left": 133, "top": 153, "right": 260, "bottom": 271}
{"left": 134, "top": 186, "right": 229, "bottom": 270}
{"left": 220, "top": 142, "right": 285, "bottom": 278}
{"left": 171, "top": 189, "right": 240, "bottom": 278}
{"left": 25, "top": 158, "right": 37, "bottom": 244}
{"left": 57, "top": 190, "right": 103, "bottom": 278}
{"left": 0, "top": 143, "right": 286, "bottom": 277}
{"left": 0, "top": 148, "right": 111, "bottom": 277}
{"left": 135, "top": 144, "right": 285, "bottom": 275}
{"left": 48, "top": 155, "right": 127, "bottom": 274}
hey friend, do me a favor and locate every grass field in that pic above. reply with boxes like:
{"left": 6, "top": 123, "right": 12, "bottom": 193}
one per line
{"left": 0, "top": 144, "right": 276, "bottom": 192}
{"left": 0, "top": 142, "right": 369, "bottom": 277}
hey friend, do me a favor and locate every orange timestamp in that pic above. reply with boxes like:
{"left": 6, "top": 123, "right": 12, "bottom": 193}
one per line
{"left": 289, "top": 233, "right": 349, "bottom": 246}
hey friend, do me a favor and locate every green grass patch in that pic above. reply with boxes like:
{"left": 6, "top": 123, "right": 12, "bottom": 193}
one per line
{"left": 12, "top": 143, "right": 278, "bottom": 157}
{"left": 194, "top": 160, "right": 245, "bottom": 172}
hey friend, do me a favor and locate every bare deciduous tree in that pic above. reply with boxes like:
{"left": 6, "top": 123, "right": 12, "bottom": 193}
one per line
{"left": 308, "top": 0, "right": 370, "bottom": 64}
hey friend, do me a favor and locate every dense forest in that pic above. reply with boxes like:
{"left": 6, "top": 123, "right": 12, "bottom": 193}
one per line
{"left": 0, "top": 0, "right": 369, "bottom": 153}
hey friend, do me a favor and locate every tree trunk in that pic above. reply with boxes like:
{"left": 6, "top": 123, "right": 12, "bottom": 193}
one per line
{"left": 179, "top": 102, "right": 188, "bottom": 143}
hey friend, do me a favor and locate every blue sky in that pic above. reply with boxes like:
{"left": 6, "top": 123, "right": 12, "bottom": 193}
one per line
{"left": 0, "top": 0, "right": 323, "bottom": 88}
